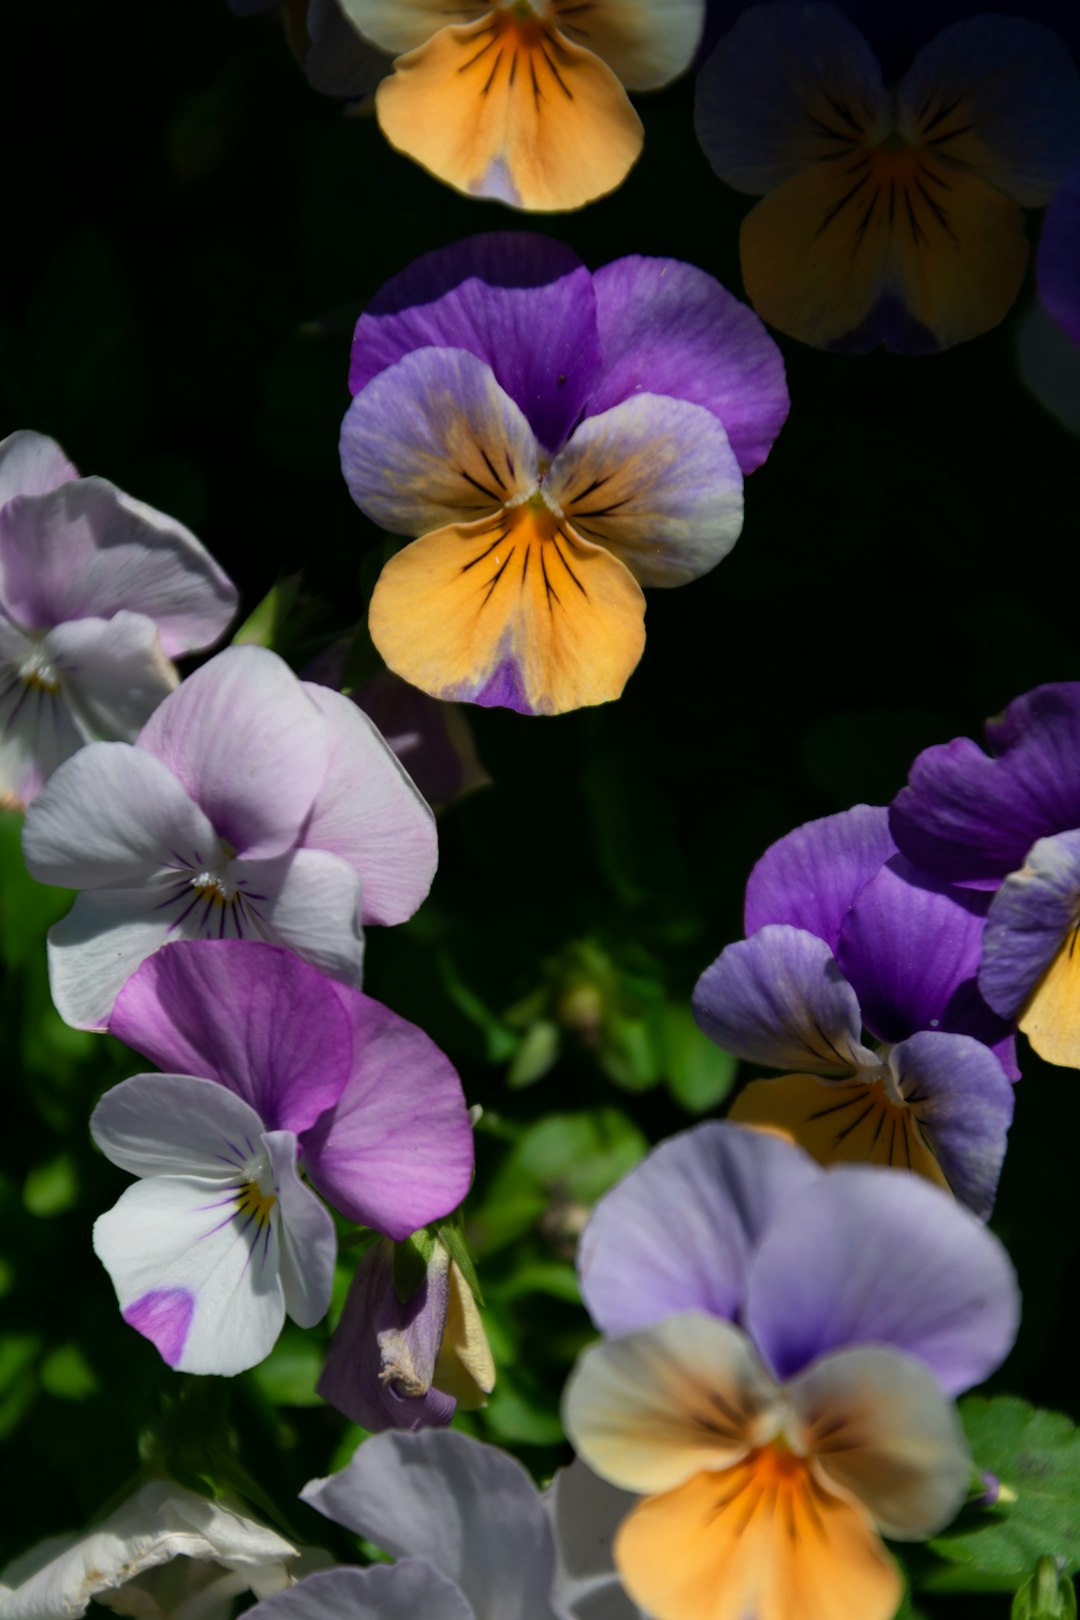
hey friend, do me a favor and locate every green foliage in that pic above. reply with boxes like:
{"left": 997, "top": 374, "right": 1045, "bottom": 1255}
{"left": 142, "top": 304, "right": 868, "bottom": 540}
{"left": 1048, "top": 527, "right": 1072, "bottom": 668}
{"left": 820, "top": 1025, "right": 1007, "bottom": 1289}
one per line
{"left": 1012, "top": 1560, "right": 1077, "bottom": 1619}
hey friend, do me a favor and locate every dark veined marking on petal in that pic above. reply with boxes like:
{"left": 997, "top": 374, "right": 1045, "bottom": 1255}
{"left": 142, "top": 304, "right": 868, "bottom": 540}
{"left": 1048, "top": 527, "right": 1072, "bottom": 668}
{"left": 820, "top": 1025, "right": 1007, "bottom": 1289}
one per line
{"left": 459, "top": 467, "right": 503, "bottom": 501}
{"left": 807, "top": 111, "right": 862, "bottom": 147}
{"left": 571, "top": 494, "right": 633, "bottom": 519}
{"left": 833, "top": 1099, "right": 878, "bottom": 1144}
{"left": 782, "top": 1484, "right": 800, "bottom": 1541}
{"left": 921, "top": 93, "right": 966, "bottom": 137}
{"left": 811, "top": 1018, "right": 855, "bottom": 1069}
{"left": 802, "top": 1471, "right": 834, "bottom": 1539}
{"left": 707, "top": 1384, "right": 749, "bottom": 1429}
{"left": 1067, "top": 918, "right": 1080, "bottom": 958}
{"left": 733, "top": 1472, "right": 768, "bottom": 1538}
{"left": 480, "top": 547, "right": 516, "bottom": 607}
{"left": 509, "top": 46, "right": 519, "bottom": 86}
{"left": 530, "top": 54, "right": 544, "bottom": 107}
{"left": 520, "top": 544, "right": 532, "bottom": 589}
{"left": 914, "top": 173, "right": 959, "bottom": 243}
{"left": 540, "top": 548, "right": 561, "bottom": 611}
{"left": 479, "top": 446, "right": 508, "bottom": 491}
{"left": 812, "top": 169, "right": 873, "bottom": 239}
{"left": 551, "top": 530, "right": 589, "bottom": 597}
{"left": 706, "top": 1469, "right": 756, "bottom": 1523}
{"left": 505, "top": 448, "right": 516, "bottom": 480}
{"left": 824, "top": 93, "right": 865, "bottom": 137}
{"left": 567, "top": 470, "right": 616, "bottom": 505}
{"left": 805, "top": 1090, "right": 868, "bottom": 1122}
{"left": 457, "top": 25, "right": 500, "bottom": 75}
{"left": 853, "top": 185, "right": 881, "bottom": 249}
{"left": 552, "top": 0, "right": 594, "bottom": 43}
{"left": 538, "top": 37, "right": 575, "bottom": 100}
{"left": 459, "top": 524, "right": 510, "bottom": 574}
{"left": 867, "top": 1102, "right": 887, "bottom": 1154}
{"left": 481, "top": 48, "right": 505, "bottom": 96}
{"left": 903, "top": 187, "right": 928, "bottom": 246}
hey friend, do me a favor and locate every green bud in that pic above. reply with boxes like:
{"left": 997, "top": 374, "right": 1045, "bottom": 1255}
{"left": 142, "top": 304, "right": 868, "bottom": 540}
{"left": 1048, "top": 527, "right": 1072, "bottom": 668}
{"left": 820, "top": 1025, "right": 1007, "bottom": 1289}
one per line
{"left": 1012, "top": 1558, "right": 1077, "bottom": 1620}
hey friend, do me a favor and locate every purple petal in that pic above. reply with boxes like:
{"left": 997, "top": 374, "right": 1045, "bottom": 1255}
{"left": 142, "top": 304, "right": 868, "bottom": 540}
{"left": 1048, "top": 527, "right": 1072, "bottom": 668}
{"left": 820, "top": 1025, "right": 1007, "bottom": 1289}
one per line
{"left": 109, "top": 941, "right": 354, "bottom": 1135}
{"left": 744, "top": 804, "right": 895, "bottom": 949}
{"left": 693, "top": 926, "right": 874, "bottom": 1075}
{"left": 301, "top": 682, "right": 437, "bottom": 926}
{"left": 137, "top": 646, "right": 328, "bottom": 862}
{"left": 316, "top": 1239, "right": 456, "bottom": 1432}
{"left": 0, "top": 477, "right": 236, "bottom": 655}
{"left": 348, "top": 234, "right": 601, "bottom": 455}
{"left": 300, "top": 989, "right": 473, "bottom": 1238}
{"left": 578, "top": 1121, "right": 821, "bottom": 1336}
{"left": 1040, "top": 158, "right": 1080, "bottom": 346}
{"left": 890, "top": 684, "right": 1080, "bottom": 887}
{"left": 979, "top": 829, "right": 1080, "bottom": 1018}
{"left": 243, "top": 1564, "right": 475, "bottom": 1620}
{"left": 0, "top": 430, "right": 78, "bottom": 510}
{"left": 745, "top": 1167, "right": 1021, "bottom": 1394}
{"left": 585, "top": 258, "right": 789, "bottom": 475}
{"left": 888, "top": 1032, "right": 1015, "bottom": 1221}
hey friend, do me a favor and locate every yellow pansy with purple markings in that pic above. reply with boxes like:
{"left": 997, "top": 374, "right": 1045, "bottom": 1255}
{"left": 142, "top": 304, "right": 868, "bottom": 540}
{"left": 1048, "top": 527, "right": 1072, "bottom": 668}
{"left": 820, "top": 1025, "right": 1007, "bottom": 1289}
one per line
{"left": 694, "top": 3, "right": 1080, "bottom": 351}
{"left": 341, "top": 233, "right": 788, "bottom": 716}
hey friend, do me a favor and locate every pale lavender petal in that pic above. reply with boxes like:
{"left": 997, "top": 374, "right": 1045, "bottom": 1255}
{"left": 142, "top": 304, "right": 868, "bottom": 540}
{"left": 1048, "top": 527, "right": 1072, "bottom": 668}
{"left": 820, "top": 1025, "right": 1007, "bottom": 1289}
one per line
{"left": 979, "top": 829, "right": 1080, "bottom": 1017}
{"left": 316, "top": 1240, "right": 456, "bottom": 1432}
{"left": 303, "top": 1429, "right": 562, "bottom": 1620}
{"left": 0, "top": 477, "right": 236, "bottom": 654}
{"left": 585, "top": 258, "right": 788, "bottom": 475}
{"left": 578, "top": 1121, "right": 821, "bottom": 1336}
{"left": 692, "top": 926, "right": 875, "bottom": 1075}
{"left": 90, "top": 1071, "right": 268, "bottom": 1179}
{"left": 745, "top": 1167, "right": 1021, "bottom": 1394}
{"left": 300, "top": 990, "right": 473, "bottom": 1238}
{"left": 137, "top": 647, "right": 328, "bottom": 861}
{"left": 46, "top": 887, "right": 196, "bottom": 1032}
{"left": 109, "top": 941, "right": 354, "bottom": 1134}
{"left": 890, "top": 683, "right": 1080, "bottom": 887}
{"left": 0, "top": 430, "right": 78, "bottom": 513}
{"left": 545, "top": 1458, "right": 643, "bottom": 1620}
{"left": 44, "top": 612, "right": 177, "bottom": 742}
{"left": 888, "top": 1032, "right": 1014, "bottom": 1220}
{"left": 0, "top": 622, "right": 83, "bottom": 808}
{"left": 340, "top": 348, "right": 540, "bottom": 535}
{"left": 743, "top": 805, "right": 895, "bottom": 948}
{"left": 264, "top": 1130, "right": 336, "bottom": 1330}
{"left": 301, "top": 682, "right": 437, "bottom": 925}
{"left": 348, "top": 234, "right": 601, "bottom": 453}
{"left": 251, "top": 846, "right": 365, "bottom": 989}
{"left": 243, "top": 1564, "right": 475, "bottom": 1620}
{"left": 1039, "top": 158, "right": 1080, "bottom": 345}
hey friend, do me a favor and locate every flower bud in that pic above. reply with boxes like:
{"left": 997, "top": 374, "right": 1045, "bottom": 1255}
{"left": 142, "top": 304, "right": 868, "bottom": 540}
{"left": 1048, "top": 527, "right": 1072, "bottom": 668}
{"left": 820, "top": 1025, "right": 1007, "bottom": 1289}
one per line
{"left": 1012, "top": 1559, "right": 1077, "bottom": 1620}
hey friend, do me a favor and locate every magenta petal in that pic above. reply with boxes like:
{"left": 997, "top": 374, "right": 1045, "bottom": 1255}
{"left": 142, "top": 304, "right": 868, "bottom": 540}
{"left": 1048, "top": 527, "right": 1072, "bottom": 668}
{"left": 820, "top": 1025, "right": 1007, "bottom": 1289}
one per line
{"left": 109, "top": 941, "right": 354, "bottom": 1134}
{"left": 300, "top": 990, "right": 473, "bottom": 1238}
{"left": 744, "top": 805, "right": 895, "bottom": 948}
{"left": 745, "top": 1168, "right": 1020, "bottom": 1394}
{"left": 586, "top": 258, "right": 789, "bottom": 475}
{"left": 348, "top": 234, "right": 602, "bottom": 454}
{"left": 123, "top": 1288, "right": 194, "bottom": 1367}
{"left": 578, "top": 1121, "right": 821, "bottom": 1336}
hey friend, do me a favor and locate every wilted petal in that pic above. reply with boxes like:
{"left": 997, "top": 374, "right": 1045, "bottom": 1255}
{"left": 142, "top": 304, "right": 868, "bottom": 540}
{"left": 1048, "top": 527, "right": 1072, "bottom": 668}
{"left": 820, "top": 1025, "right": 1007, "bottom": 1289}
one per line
{"left": 745, "top": 1166, "right": 1020, "bottom": 1393}
{"left": 552, "top": 0, "right": 702, "bottom": 91}
{"left": 243, "top": 1564, "right": 475, "bottom": 1620}
{"left": 137, "top": 646, "right": 328, "bottom": 862}
{"left": 693, "top": 926, "right": 874, "bottom": 1075}
{"left": 0, "top": 429, "right": 78, "bottom": 511}
{"left": 44, "top": 612, "right": 177, "bottom": 742}
{"left": 789, "top": 1344, "right": 971, "bottom": 1539}
{"left": 578, "top": 1121, "right": 820, "bottom": 1335}
{"left": 1039, "top": 158, "right": 1080, "bottom": 344}
{"left": 301, "top": 683, "right": 437, "bottom": 926}
{"left": 547, "top": 395, "right": 744, "bottom": 588}
{"left": 304, "top": 1429, "right": 561, "bottom": 1620}
{"left": 744, "top": 805, "right": 894, "bottom": 947}
{"left": 585, "top": 257, "right": 789, "bottom": 475}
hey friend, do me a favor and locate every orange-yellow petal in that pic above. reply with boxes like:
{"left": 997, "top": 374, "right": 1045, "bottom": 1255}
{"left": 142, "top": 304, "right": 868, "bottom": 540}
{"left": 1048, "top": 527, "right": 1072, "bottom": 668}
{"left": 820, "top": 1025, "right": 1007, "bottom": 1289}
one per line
{"left": 374, "top": 12, "right": 644, "bottom": 212}
{"left": 729, "top": 1073, "right": 950, "bottom": 1190}
{"left": 367, "top": 503, "right": 646, "bottom": 716}
{"left": 1020, "top": 930, "right": 1080, "bottom": 1069}
{"left": 615, "top": 1453, "right": 903, "bottom": 1620}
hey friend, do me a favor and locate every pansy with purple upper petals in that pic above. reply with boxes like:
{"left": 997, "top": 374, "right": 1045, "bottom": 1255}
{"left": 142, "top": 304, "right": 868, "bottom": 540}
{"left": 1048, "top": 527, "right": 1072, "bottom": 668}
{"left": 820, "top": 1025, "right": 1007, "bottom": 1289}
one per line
{"left": 21, "top": 643, "right": 437, "bottom": 1029}
{"left": 341, "top": 233, "right": 788, "bottom": 716}
{"left": 693, "top": 805, "right": 1016, "bottom": 1217}
{"left": 892, "top": 681, "right": 1080, "bottom": 1069}
{"left": 0, "top": 430, "right": 237, "bottom": 811}
{"left": 92, "top": 940, "right": 474, "bottom": 1374}
{"left": 694, "top": 3, "right": 1080, "bottom": 351}
{"left": 1039, "top": 157, "right": 1080, "bottom": 346}
{"left": 564, "top": 1121, "right": 1020, "bottom": 1620}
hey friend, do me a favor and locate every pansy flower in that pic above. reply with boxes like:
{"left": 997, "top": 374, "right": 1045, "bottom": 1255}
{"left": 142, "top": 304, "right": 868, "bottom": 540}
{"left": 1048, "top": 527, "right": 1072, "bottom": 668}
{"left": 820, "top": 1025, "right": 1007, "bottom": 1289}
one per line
{"left": 1039, "top": 157, "right": 1080, "bottom": 345}
{"left": 336, "top": 0, "right": 705, "bottom": 211}
{"left": 694, "top": 3, "right": 1080, "bottom": 351}
{"left": 92, "top": 941, "right": 474, "bottom": 1375}
{"left": 891, "top": 682, "right": 1080, "bottom": 1069}
{"left": 341, "top": 233, "right": 788, "bottom": 716}
{"left": 565, "top": 1122, "right": 1020, "bottom": 1620}
{"left": 0, "top": 430, "right": 237, "bottom": 811}
{"left": 693, "top": 805, "right": 1016, "bottom": 1217}
{"left": 22, "top": 643, "right": 437, "bottom": 1029}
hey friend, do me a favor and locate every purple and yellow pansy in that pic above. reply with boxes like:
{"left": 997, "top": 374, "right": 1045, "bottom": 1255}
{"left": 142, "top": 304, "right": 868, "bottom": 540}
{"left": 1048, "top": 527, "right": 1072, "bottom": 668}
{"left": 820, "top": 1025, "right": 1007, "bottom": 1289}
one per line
{"left": 695, "top": 2, "right": 1080, "bottom": 351}
{"left": 341, "top": 233, "right": 788, "bottom": 716}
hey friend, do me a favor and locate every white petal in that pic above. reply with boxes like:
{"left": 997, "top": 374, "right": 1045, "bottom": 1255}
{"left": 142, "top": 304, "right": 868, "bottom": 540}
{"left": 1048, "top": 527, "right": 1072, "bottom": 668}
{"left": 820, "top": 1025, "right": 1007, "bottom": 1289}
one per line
{"left": 251, "top": 847, "right": 365, "bottom": 989}
{"left": 0, "top": 430, "right": 77, "bottom": 511}
{"left": 47, "top": 888, "right": 185, "bottom": 1032}
{"left": 264, "top": 1131, "right": 336, "bottom": 1330}
{"left": 45, "top": 614, "right": 177, "bottom": 742}
{"left": 91, "top": 1073, "right": 270, "bottom": 1179}
{"left": 244, "top": 1565, "right": 475, "bottom": 1620}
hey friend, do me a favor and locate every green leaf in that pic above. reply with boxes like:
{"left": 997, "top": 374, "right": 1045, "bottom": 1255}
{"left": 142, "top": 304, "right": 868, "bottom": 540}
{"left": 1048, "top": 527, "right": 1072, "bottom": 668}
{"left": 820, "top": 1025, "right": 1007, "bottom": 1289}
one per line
{"left": 250, "top": 1327, "right": 324, "bottom": 1408}
{"left": 660, "top": 1002, "right": 738, "bottom": 1113}
{"left": 232, "top": 575, "right": 301, "bottom": 650}
{"left": 437, "top": 1224, "right": 484, "bottom": 1307}
{"left": 23, "top": 1152, "right": 79, "bottom": 1217}
{"left": 393, "top": 1229, "right": 436, "bottom": 1303}
{"left": 1012, "top": 1558, "right": 1077, "bottom": 1619}
{"left": 931, "top": 1398, "right": 1080, "bottom": 1579}
{"left": 40, "top": 1344, "right": 99, "bottom": 1402}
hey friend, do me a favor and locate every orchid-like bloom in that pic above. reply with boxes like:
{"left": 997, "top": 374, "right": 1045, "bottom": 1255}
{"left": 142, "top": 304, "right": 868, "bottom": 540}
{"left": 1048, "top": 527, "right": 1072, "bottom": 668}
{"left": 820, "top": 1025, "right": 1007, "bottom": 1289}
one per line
{"left": 693, "top": 805, "right": 1016, "bottom": 1217}
{"left": 336, "top": 0, "right": 705, "bottom": 211}
{"left": 1039, "top": 158, "right": 1080, "bottom": 345}
{"left": 317, "top": 1234, "right": 494, "bottom": 1431}
{"left": 342, "top": 234, "right": 788, "bottom": 715}
{"left": 695, "top": 4, "right": 1080, "bottom": 351}
{"left": 0, "top": 431, "right": 237, "bottom": 811}
{"left": 21, "top": 643, "right": 437, "bottom": 1029}
{"left": 91, "top": 940, "right": 474, "bottom": 1374}
{"left": 564, "top": 1122, "right": 1020, "bottom": 1620}
{"left": 0, "top": 1481, "right": 297, "bottom": 1620}
{"left": 891, "top": 682, "right": 1080, "bottom": 1070}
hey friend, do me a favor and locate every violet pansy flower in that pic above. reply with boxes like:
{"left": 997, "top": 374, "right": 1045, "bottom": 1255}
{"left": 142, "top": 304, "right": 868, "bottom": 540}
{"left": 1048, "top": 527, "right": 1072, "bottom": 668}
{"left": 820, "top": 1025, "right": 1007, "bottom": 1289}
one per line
{"left": 694, "top": 4, "right": 1080, "bottom": 351}
{"left": 0, "top": 430, "right": 237, "bottom": 811}
{"left": 891, "top": 682, "right": 1080, "bottom": 1069}
{"left": 93, "top": 941, "right": 474, "bottom": 1374}
{"left": 1039, "top": 157, "right": 1080, "bottom": 346}
{"left": 342, "top": 233, "right": 788, "bottom": 716}
{"left": 693, "top": 805, "right": 1016, "bottom": 1218}
{"left": 565, "top": 1122, "right": 1020, "bottom": 1620}
{"left": 22, "top": 643, "right": 437, "bottom": 1029}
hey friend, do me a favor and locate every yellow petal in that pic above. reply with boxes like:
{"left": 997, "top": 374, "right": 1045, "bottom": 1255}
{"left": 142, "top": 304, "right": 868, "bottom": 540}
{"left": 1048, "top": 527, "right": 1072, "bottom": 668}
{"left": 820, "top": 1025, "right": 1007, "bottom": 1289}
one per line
{"left": 729, "top": 1073, "right": 950, "bottom": 1189}
{"left": 1020, "top": 930, "right": 1080, "bottom": 1069}
{"left": 368, "top": 503, "right": 646, "bottom": 716}
{"left": 615, "top": 1454, "right": 903, "bottom": 1620}
{"left": 375, "top": 12, "right": 643, "bottom": 211}
{"left": 433, "top": 1259, "right": 496, "bottom": 1410}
